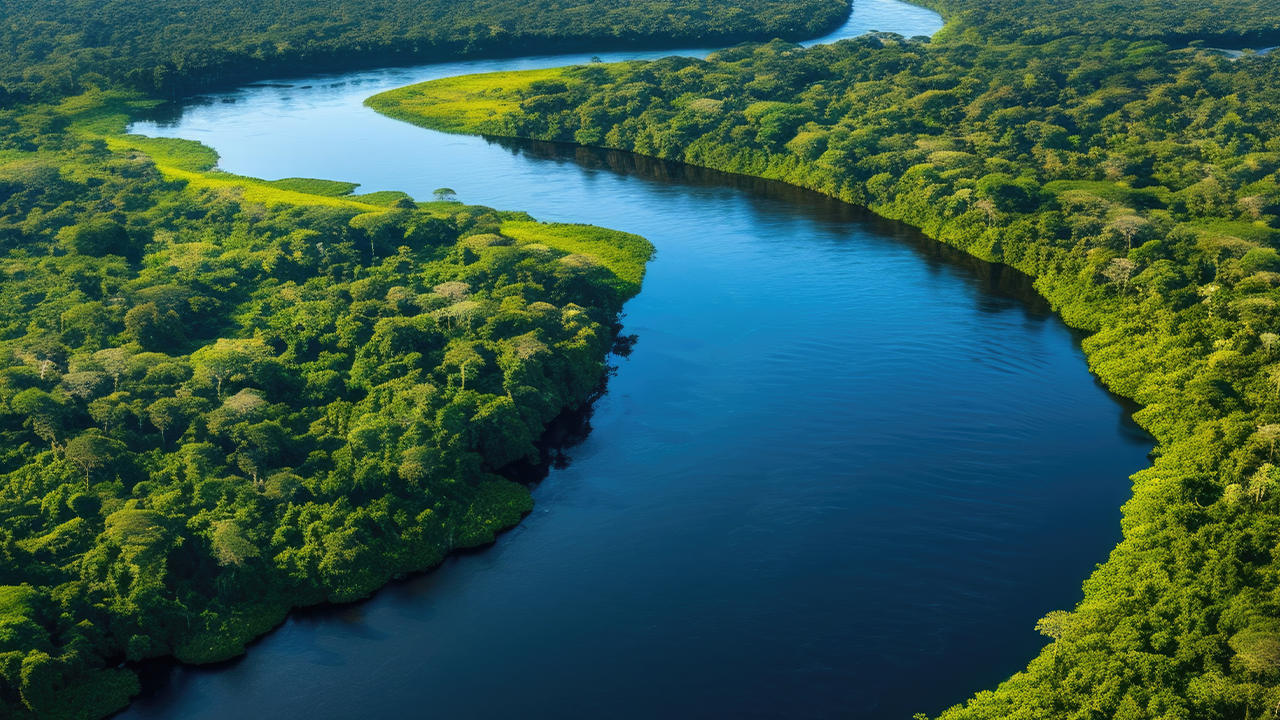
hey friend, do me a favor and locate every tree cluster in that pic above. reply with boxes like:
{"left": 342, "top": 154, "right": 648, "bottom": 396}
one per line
{"left": 0, "top": 102, "right": 651, "bottom": 719}
{"left": 0, "top": 0, "right": 849, "bottom": 103}
{"left": 919, "top": 0, "right": 1280, "bottom": 46}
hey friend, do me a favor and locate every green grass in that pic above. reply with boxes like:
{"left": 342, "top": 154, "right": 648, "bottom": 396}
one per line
{"left": 1044, "top": 179, "right": 1172, "bottom": 209}
{"left": 351, "top": 190, "right": 416, "bottom": 206}
{"left": 367, "top": 64, "right": 644, "bottom": 136}
{"left": 56, "top": 91, "right": 159, "bottom": 136}
{"left": 36, "top": 91, "right": 401, "bottom": 211}
{"left": 366, "top": 68, "right": 572, "bottom": 134}
{"left": 107, "top": 135, "right": 219, "bottom": 171}
{"left": 95, "top": 133, "right": 400, "bottom": 209}
{"left": 35, "top": 92, "right": 658, "bottom": 294}
{"left": 265, "top": 178, "right": 361, "bottom": 196}
{"left": 1190, "top": 219, "right": 1280, "bottom": 244}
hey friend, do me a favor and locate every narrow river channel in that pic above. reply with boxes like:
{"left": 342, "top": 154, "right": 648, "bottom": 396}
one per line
{"left": 118, "top": 2, "right": 1153, "bottom": 718}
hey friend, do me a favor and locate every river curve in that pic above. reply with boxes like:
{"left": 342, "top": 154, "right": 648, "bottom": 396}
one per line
{"left": 118, "top": 2, "right": 1152, "bottom": 718}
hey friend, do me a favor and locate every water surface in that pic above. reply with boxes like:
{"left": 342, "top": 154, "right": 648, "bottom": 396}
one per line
{"left": 120, "top": 3, "right": 1152, "bottom": 718}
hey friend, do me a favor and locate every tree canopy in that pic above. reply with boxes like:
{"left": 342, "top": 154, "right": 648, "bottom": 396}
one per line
{"left": 0, "top": 0, "right": 849, "bottom": 102}
{"left": 371, "top": 9, "right": 1280, "bottom": 719}
{"left": 0, "top": 91, "right": 652, "bottom": 719}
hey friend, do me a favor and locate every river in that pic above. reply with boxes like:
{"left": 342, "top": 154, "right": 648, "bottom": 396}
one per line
{"left": 119, "top": 2, "right": 1153, "bottom": 718}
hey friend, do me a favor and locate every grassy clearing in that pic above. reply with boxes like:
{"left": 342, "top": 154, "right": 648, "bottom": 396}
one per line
{"left": 366, "top": 68, "right": 570, "bottom": 134}
{"left": 369, "top": 76, "right": 660, "bottom": 292}
{"left": 266, "top": 177, "right": 361, "bottom": 196}
{"left": 1043, "top": 179, "right": 1172, "bottom": 208}
{"left": 42, "top": 91, "right": 656, "bottom": 282}
{"left": 1190, "top": 219, "right": 1280, "bottom": 243}
{"left": 99, "top": 134, "right": 392, "bottom": 209}
{"left": 350, "top": 190, "right": 416, "bottom": 206}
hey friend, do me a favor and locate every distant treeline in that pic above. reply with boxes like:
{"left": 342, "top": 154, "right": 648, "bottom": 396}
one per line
{"left": 370, "top": 17, "right": 1280, "bottom": 720}
{"left": 0, "top": 0, "right": 848, "bottom": 102}
{"left": 918, "top": 0, "right": 1280, "bottom": 45}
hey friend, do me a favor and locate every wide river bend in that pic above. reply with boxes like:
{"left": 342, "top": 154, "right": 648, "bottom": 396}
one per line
{"left": 121, "top": 2, "right": 1153, "bottom": 718}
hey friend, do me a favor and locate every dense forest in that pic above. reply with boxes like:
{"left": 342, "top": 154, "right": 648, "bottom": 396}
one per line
{"left": 0, "top": 0, "right": 848, "bottom": 102}
{"left": 0, "top": 80, "right": 652, "bottom": 720}
{"left": 372, "top": 6, "right": 1280, "bottom": 718}
{"left": 8, "top": 0, "right": 1280, "bottom": 716}
{"left": 918, "top": 0, "right": 1280, "bottom": 45}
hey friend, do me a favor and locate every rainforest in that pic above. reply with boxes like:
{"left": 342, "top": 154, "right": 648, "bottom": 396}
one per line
{"left": 371, "top": 6, "right": 1280, "bottom": 718}
{"left": 0, "top": 91, "right": 654, "bottom": 719}
{"left": 3, "top": 0, "right": 1280, "bottom": 717}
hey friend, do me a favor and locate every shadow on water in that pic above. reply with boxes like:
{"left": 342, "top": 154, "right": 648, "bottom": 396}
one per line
{"left": 489, "top": 134, "right": 1155, "bottom": 449}
{"left": 122, "top": 362, "right": 622, "bottom": 706}
{"left": 500, "top": 363, "right": 620, "bottom": 485}
{"left": 491, "top": 136, "right": 1053, "bottom": 311}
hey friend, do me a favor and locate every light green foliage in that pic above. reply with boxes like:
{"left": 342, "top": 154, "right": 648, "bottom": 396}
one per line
{"left": 368, "top": 69, "right": 584, "bottom": 134}
{"left": 1034, "top": 610, "right": 1073, "bottom": 643}
{"left": 264, "top": 179, "right": 361, "bottom": 197}
{"left": 501, "top": 221, "right": 654, "bottom": 297}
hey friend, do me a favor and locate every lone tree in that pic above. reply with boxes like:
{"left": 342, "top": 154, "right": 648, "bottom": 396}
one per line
{"left": 64, "top": 434, "right": 126, "bottom": 489}
{"left": 211, "top": 520, "right": 259, "bottom": 567}
{"left": 1258, "top": 424, "right": 1280, "bottom": 460}
{"left": 149, "top": 397, "right": 198, "bottom": 445}
{"left": 1102, "top": 258, "right": 1138, "bottom": 292}
{"left": 433, "top": 187, "right": 458, "bottom": 202}
{"left": 12, "top": 388, "right": 64, "bottom": 449}
{"left": 443, "top": 341, "right": 486, "bottom": 390}
{"left": 1250, "top": 463, "right": 1277, "bottom": 503}
{"left": 1109, "top": 214, "right": 1148, "bottom": 251}
{"left": 1036, "top": 610, "right": 1074, "bottom": 657}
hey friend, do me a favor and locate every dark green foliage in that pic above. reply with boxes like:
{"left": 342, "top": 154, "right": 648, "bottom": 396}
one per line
{"left": 920, "top": 0, "right": 1280, "bottom": 45}
{"left": 0, "top": 118, "right": 650, "bottom": 717}
{"left": 9, "top": 0, "right": 1280, "bottom": 716}
{"left": 410, "top": 25, "right": 1280, "bottom": 720}
{"left": 60, "top": 220, "right": 130, "bottom": 258}
{"left": 0, "top": 0, "right": 850, "bottom": 101}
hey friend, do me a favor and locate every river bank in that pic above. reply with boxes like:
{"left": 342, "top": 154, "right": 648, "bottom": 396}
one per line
{"left": 110, "top": 3, "right": 1157, "bottom": 717}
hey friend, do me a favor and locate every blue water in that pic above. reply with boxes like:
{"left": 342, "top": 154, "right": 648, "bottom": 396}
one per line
{"left": 119, "top": 3, "right": 1152, "bottom": 718}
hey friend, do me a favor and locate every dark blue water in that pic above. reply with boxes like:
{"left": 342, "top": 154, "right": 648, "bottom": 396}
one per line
{"left": 119, "top": 3, "right": 1151, "bottom": 718}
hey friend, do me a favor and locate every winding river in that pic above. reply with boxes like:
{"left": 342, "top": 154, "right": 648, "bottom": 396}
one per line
{"left": 119, "top": 2, "right": 1153, "bottom": 718}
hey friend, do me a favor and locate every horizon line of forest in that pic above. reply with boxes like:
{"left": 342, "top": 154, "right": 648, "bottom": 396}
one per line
{"left": 0, "top": 0, "right": 852, "bottom": 102}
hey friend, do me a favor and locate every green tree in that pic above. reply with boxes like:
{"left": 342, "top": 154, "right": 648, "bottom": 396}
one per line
{"left": 62, "top": 219, "right": 131, "bottom": 257}
{"left": 63, "top": 434, "right": 126, "bottom": 488}
{"left": 1035, "top": 610, "right": 1074, "bottom": 657}
{"left": 211, "top": 520, "right": 259, "bottom": 567}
